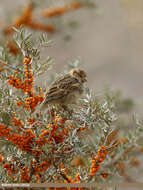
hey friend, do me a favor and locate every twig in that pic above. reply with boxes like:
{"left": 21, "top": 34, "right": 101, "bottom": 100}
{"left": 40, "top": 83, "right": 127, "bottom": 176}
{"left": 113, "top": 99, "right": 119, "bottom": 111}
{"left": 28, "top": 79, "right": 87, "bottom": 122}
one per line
{"left": 0, "top": 59, "right": 23, "bottom": 73}
{"left": 32, "top": 89, "right": 49, "bottom": 115}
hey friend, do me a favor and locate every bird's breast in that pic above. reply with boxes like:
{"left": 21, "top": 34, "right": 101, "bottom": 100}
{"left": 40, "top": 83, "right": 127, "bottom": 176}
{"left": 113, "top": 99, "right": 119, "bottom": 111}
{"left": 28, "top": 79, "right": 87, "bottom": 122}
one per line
{"left": 65, "top": 89, "right": 83, "bottom": 104}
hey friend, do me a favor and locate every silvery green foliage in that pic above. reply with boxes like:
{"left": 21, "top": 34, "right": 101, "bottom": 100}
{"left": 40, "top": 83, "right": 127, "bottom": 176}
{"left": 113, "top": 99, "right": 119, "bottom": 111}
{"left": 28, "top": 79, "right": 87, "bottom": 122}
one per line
{"left": 0, "top": 27, "right": 143, "bottom": 186}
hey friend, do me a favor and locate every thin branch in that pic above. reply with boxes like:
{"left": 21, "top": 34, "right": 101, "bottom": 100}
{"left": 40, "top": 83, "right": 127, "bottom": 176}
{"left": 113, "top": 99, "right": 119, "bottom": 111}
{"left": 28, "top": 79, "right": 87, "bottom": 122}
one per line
{"left": 0, "top": 59, "right": 23, "bottom": 73}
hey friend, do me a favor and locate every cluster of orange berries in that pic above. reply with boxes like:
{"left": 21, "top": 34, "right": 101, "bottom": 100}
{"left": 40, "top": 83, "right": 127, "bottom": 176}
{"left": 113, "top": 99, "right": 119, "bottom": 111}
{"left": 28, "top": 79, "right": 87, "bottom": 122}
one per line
{"left": 3, "top": 162, "right": 18, "bottom": 176}
{"left": 12, "top": 117, "right": 24, "bottom": 127}
{"left": 33, "top": 173, "right": 41, "bottom": 183}
{"left": 88, "top": 145, "right": 107, "bottom": 176}
{"left": 0, "top": 122, "right": 36, "bottom": 152}
{"left": 39, "top": 126, "right": 63, "bottom": 145}
{"left": 20, "top": 166, "right": 30, "bottom": 182}
{"left": 66, "top": 173, "right": 81, "bottom": 183}
{"left": 35, "top": 136, "right": 47, "bottom": 148}
{"left": 24, "top": 57, "right": 44, "bottom": 110}
{"left": 3, "top": 160, "right": 30, "bottom": 182}
{"left": 17, "top": 95, "right": 44, "bottom": 111}
{"left": 100, "top": 172, "right": 109, "bottom": 179}
{"left": 32, "top": 148, "right": 42, "bottom": 159}
{"left": 27, "top": 117, "right": 35, "bottom": 125}
{"left": 8, "top": 75, "right": 23, "bottom": 89}
{"left": 41, "top": 2, "right": 83, "bottom": 17}
{"left": 0, "top": 123, "right": 11, "bottom": 137}
{"left": 24, "top": 70, "right": 33, "bottom": 93}
{"left": 0, "top": 154, "right": 3, "bottom": 162}
{"left": 55, "top": 172, "right": 82, "bottom": 190}
{"left": 39, "top": 129, "right": 49, "bottom": 139}
{"left": 8, "top": 57, "right": 44, "bottom": 111}
{"left": 3, "top": 1, "right": 85, "bottom": 36}
{"left": 8, "top": 73, "right": 33, "bottom": 94}
{"left": 7, "top": 129, "right": 35, "bottom": 151}
{"left": 16, "top": 100, "right": 25, "bottom": 106}
{"left": 25, "top": 95, "right": 44, "bottom": 111}
{"left": 39, "top": 116, "right": 68, "bottom": 145}
{"left": 32, "top": 158, "right": 51, "bottom": 173}
{"left": 23, "top": 57, "right": 33, "bottom": 94}
{"left": 54, "top": 115, "right": 66, "bottom": 124}
{"left": 38, "top": 158, "right": 52, "bottom": 172}
{"left": 3, "top": 3, "right": 55, "bottom": 35}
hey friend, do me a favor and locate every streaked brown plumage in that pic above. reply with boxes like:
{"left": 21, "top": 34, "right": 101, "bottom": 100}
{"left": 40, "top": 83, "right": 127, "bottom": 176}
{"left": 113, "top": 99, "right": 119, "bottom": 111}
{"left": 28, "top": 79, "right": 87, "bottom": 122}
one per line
{"left": 43, "top": 68, "right": 87, "bottom": 106}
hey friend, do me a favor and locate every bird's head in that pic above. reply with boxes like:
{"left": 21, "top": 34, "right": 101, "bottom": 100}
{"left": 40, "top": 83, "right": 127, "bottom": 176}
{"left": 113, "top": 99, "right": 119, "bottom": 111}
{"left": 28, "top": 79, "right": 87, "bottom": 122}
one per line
{"left": 70, "top": 69, "right": 87, "bottom": 83}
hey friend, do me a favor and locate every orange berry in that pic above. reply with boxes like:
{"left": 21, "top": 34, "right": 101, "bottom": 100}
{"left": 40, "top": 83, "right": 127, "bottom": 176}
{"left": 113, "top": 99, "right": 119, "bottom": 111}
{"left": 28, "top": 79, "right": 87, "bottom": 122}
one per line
{"left": 0, "top": 154, "right": 3, "bottom": 162}
{"left": 24, "top": 57, "right": 31, "bottom": 64}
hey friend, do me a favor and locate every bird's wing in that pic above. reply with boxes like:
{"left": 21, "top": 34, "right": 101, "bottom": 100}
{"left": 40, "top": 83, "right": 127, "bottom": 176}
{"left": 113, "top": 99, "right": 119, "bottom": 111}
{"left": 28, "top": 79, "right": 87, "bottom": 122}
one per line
{"left": 45, "top": 74, "right": 80, "bottom": 103}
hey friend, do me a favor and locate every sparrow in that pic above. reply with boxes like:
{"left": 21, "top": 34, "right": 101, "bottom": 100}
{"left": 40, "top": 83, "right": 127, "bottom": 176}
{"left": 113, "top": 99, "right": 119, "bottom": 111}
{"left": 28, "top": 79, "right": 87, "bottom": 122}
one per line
{"left": 43, "top": 68, "right": 87, "bottom": 107}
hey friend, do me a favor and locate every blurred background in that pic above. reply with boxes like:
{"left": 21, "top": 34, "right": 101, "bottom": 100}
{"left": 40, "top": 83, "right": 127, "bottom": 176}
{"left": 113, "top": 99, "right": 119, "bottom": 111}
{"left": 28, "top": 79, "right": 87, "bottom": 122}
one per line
{"left": 1, "top": 0, "right": 143, "bottom": 109}
{"left": 1, "top": 0, "right": 143, "bottom": 187}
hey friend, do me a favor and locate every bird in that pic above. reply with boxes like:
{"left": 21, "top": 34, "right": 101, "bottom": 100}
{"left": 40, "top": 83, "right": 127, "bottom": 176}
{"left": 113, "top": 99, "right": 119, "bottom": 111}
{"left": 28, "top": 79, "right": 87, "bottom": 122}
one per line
{"left": 42, "top": 68, "right": 87, "bottom": 108}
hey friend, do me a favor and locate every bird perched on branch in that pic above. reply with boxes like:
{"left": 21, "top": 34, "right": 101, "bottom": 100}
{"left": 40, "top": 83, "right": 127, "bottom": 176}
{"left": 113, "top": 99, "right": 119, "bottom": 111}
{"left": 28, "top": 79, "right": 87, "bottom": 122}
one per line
{"left": 42, "top": 68, "right": 87, "bottom": 108}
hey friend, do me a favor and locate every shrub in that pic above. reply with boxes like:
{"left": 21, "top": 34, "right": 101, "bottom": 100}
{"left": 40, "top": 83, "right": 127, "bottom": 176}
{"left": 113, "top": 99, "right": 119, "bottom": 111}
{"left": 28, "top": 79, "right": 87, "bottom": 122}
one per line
{"left": 0, "top": 2, "right": 143, "bottom": 190}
